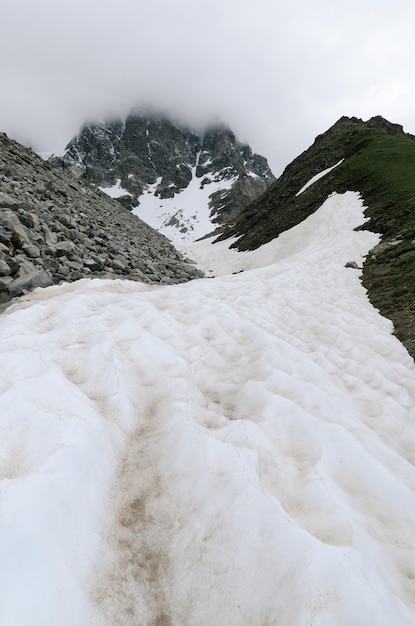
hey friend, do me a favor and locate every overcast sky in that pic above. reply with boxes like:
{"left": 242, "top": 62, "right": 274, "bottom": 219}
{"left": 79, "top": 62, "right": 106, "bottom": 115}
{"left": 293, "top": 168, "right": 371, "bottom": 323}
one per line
{"left": 1, "top": 0, "right": 415, "bottom": 175}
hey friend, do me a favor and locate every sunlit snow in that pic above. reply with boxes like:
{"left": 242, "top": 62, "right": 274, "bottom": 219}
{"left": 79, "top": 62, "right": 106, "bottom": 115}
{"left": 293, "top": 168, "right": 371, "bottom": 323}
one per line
{"left": 1, "top": 192, "right": 415, "bottom": 625}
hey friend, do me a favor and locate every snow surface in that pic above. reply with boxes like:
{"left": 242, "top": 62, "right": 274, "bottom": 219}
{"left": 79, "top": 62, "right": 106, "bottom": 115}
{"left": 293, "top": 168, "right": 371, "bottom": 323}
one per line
{"left": 1, "top": 192, "right": 415, "bottom": 625}
{"left": 131, "top": 170, "right": 235, "bottom": 242}
{"left": 295, "top": 159, "right": 344, "bottom": 196}
{"left": 99, "top": 179, "right": 133, "bottom": 199}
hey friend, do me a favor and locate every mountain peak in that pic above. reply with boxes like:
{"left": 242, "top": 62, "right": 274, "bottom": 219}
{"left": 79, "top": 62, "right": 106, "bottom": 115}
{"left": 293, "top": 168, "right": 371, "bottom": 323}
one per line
{"left": 318, "top": 115, "right": 406, "bottom": 140}
{"left": 50, "top": 111, "right": 275, "bottom": 241}
{"left": 366, "top": 115, "right": 405, "bottom": 134}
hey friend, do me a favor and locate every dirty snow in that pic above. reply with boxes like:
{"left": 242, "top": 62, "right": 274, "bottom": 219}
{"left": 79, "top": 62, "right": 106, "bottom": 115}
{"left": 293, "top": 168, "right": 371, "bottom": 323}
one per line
{"left": 1, "top": 192, "right": 415, "bottom": 625}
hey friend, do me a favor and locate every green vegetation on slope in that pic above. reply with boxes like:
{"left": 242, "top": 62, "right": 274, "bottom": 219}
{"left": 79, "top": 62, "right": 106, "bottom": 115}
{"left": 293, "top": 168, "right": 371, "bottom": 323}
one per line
{"left": 346, "top": 131, "right": 415, "bottom": 358}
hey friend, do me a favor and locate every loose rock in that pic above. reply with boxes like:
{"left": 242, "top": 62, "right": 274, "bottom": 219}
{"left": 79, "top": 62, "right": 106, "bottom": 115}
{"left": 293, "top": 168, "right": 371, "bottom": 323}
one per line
{"left": 0, "top": 131, "right": 203, "bottom": 308}
{"left": 8, "top": 270, "right": 54, "bottom": 297}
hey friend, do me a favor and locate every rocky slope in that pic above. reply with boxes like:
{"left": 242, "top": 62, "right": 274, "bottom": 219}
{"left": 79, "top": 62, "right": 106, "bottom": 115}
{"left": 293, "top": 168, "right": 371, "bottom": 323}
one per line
{"left": 217, "top": 115, "right": 415, "bottom": 359}
{"left": 0, "top": 132, "right": 202, "bottom": 308}
{"left": 51, "top": 111, "right": 275, "bottom": 241}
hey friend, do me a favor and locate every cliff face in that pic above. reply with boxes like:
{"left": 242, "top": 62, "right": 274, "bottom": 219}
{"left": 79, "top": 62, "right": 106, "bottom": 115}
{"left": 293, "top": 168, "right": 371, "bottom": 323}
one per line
{"left": 51, "top": 112, "right": 275, "bottom": 240}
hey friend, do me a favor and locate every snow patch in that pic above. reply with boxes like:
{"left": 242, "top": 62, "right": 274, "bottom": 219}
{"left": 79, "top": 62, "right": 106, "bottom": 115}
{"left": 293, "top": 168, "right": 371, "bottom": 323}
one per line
{"left": 296, "top": 159, "right": 344, "bottom": 196}
{"left": 99, "top": 179, "right": 133, "bottom": 198}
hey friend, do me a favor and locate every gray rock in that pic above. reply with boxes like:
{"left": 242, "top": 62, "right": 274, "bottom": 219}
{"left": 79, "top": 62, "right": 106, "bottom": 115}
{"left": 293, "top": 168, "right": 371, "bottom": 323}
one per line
{"left": 16, "top": 259, "right": 37, "bottom": 276}
{"left": 8, "top": 270, "right": 54, "bottom": 296}
{"left": 22, "top": 243, "right": 41, "bottom": 258}
{"left": 0, "top": 276, "right": 13, "bottom": 292}
{"left": 1, "top": 211, "right": 32, "bottom": 247}
{"left": 67, "top": 270, "right": 84, "bottom": 281}
{"left": 109, "top": 258, "right": 126, "bottom": 271}
{"left": 18, "top": 211, "right": 40, "bottom": 229}
{"left": 12, "top": 223, "right": 32, "bottom": 247}
{"left": 0, "top": 241, "right": 14, "bottom": 255}
{"left": 67, "top": 228, "right": 81, "bottom": 242}
{"left": 0, "top": 259, "right": 11, "bottom": 276}
{"left": 82, "top": 257, "right": 103, "bottom": 271}
{"left": 0, "top": 192, "right": 19, "bottom": 208}
{"left": 53, "top": 240, "right": 77, "bottom": 257}
{"left": 42, "top": 257, "right": 59, "bottom": 273}
{"left": 57, "top": 264, "right": 70, "bottom": 276}
{"left": 66, "top": 260, "right": 83, "bottom": 271}
{"left": 128, "top": 268, "right": 147, "bottom": 280}
{"left": 0, "top": 231, "right": 12, "bottom": 245}
{"left": 41, "top": 224, "right": 58, "bottom": 246}
{"left": 56, "top": 213, "right": 77, "bottom": 229}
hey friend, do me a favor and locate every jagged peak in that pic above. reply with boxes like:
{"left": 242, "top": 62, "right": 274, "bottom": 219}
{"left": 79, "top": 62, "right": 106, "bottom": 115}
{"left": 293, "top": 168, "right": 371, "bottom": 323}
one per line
{"left": 49, "top": 110, "right": 275, "bottom": 243}
{"left": 366, "top": 115, "right": 404, "bottom": 134}
{"left": 326, "top": 114, "right": 405, "bottom": 136}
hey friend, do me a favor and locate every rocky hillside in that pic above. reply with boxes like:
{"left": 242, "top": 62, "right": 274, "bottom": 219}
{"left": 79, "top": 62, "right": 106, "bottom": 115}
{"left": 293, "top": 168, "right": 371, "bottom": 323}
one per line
{"left": 0, "top": 132, "right": 202, "bottom": 308}
{"left": 51, "top": 111, "right": 275, "bottom": 241}
{"left": 217, "top": 115, "right": 415, "bottom": 358}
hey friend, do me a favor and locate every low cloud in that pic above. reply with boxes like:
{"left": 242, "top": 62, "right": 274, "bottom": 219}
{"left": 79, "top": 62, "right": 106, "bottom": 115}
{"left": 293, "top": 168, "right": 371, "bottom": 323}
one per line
{"left": 2, "top": 0, "right": 415, "bottom": 175}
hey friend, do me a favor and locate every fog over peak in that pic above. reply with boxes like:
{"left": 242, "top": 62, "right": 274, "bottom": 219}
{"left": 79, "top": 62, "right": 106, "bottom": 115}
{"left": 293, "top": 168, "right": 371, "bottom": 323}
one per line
{"left": 2, "top": 0, "right": 415, "bottom": 175}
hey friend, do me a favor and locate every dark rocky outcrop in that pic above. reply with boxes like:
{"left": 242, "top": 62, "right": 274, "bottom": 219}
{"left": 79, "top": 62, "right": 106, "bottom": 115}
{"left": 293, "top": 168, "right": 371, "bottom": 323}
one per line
{"left": 0, "top": 132, "right": 203, "bottom": 309}
{"left": 50, "top": 112, "right": 275, "bottom": 231}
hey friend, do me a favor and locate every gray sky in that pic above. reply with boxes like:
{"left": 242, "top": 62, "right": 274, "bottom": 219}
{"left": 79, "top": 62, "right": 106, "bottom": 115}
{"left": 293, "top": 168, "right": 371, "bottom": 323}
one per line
{"left": 1, "top": 0, "right": 415, "bottom": 175}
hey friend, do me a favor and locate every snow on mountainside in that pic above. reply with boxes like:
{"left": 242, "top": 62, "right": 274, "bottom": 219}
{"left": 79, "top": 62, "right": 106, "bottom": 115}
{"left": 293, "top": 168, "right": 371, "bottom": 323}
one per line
{"left": 130, "top": 169, "right": 237, "bottom": 241}
{"left": 1, "top": 192, "right": 415, "bottom": 625}
{"left": 217, "top": 115, "right": 415, "bottom": 360}
{"left": 50, "top": 112, "right": 275, "bottom": 242}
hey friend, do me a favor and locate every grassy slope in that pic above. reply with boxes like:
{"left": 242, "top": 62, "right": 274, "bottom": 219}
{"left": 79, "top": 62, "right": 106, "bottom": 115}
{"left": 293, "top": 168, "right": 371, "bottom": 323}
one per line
{"left": 347, "top": 131, "right": 415, "bottom": 357}
{"left": 217, "top": 117, "right": 415, "bottom": 358}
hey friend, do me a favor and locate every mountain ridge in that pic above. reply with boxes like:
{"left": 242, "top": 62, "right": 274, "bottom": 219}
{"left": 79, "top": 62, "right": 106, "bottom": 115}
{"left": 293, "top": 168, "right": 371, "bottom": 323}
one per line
{"left": 216, "top": 115, "right": 415, "bottom": 358}
{"left": 50, "top": 112, "right": 275, "bottom": 241}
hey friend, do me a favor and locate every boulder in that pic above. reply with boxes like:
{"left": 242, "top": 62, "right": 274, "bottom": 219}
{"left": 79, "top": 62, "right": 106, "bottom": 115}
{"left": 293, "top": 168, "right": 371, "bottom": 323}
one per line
{"left": 53, "top": 240, "right": 77, "bottom": 257}
{"left": 0, "top": 276, "right": 12, "bottom": 292}
{"left": 8, "top": 270, "right": 54, "bottom": 297}
{"left": 0, "top": 259, "right": 11, "bottom": 276}
{"left": 0, "top": 192, "right": 20, "bottom": 208}
{"left": 22, "top": 243, "right": 41, "bottom": 258}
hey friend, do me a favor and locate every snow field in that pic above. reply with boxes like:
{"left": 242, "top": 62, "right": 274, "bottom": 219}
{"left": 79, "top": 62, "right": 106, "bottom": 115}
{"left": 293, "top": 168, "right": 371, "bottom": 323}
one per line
{"left": 0, "top": 192, "right": 415, "bottom": 624}
{"left": 131, "top": 171, "right": 235, "bottom": 242}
